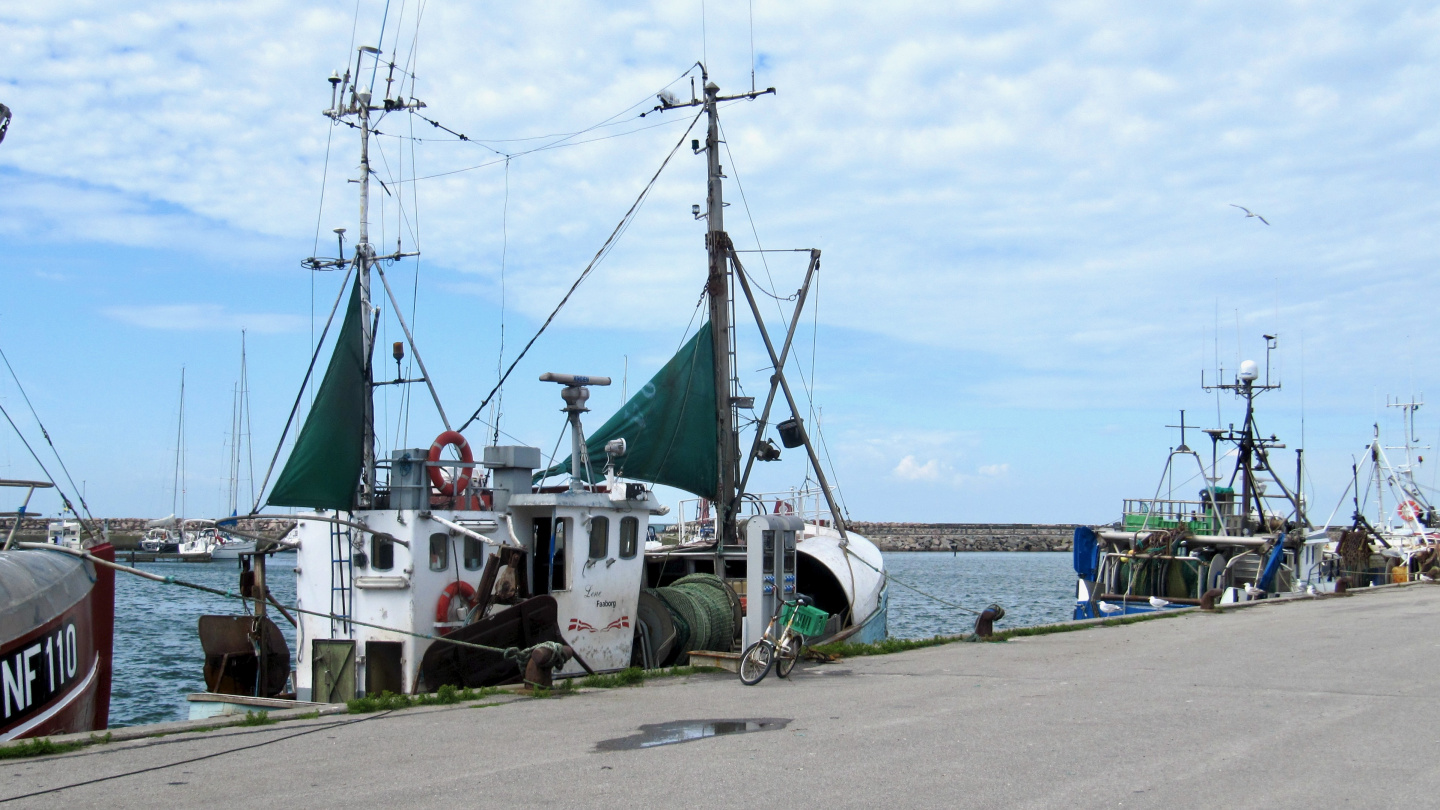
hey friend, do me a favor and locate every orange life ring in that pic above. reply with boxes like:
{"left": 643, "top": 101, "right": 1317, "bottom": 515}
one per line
{"left": 435, "top": 580, "right": 477, "bottom": 634}
{"left": 428, "top": 431, "right": 473, "bottom": 496}
{"left": 1399, "top": 500, "right": 1422, "bottom": 522}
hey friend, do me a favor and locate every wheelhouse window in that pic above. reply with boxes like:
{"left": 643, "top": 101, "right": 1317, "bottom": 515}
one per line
{"left": 552, "top": 518, "right": 569, "bottom": 591}
{"left": 372, "top": 534, "right": 394, "bottom": 571}
{"left": 429, "top": 533, "right": 449, "bottom": 572}
{"left": 463, "top": 537, "right": 484, "bottom": 571}
{"left": 589, "top": 516, "right": 609, "bottom": 560}
{"left": 619, "top": 517, "right": 639, "bottom": 559}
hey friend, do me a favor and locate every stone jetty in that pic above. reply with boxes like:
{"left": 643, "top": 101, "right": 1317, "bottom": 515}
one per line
{"left": 850, "top": 521, "right": 1078, "bottom": 552}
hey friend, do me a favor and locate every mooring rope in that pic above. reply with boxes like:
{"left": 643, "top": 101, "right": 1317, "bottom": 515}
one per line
{"left": 16, "top": 543, "right": 542, "bottom": 661}
{"left": 842, "top": 546, "right": 986, "bottom": 616}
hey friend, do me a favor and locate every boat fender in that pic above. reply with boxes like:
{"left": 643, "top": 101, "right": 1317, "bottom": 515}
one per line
{"left": 1199, "top": 588, "right": 1222, "bottom": 611}
{"left": 436, "top": 580, "right": 478, "bottom": 634}
{"left": 428, "top": 431, "right": 474, "bottom": 496}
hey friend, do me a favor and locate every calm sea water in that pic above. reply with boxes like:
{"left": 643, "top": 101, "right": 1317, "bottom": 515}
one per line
{"left": 882, "top": 551, "right": 1075, "bottom": 639}
{"left": 108, "top": 551, "right": 1073, "bottom": 726}
{"left": 112, "top": 557, "right": 296, "bottom": 727}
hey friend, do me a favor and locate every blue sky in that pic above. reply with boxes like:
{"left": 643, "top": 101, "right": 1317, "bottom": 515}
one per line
{"left": 3, "top": 1, "right": 1439, "bottom": 525}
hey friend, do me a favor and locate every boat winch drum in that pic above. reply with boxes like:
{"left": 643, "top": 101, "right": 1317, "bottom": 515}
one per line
{"left": 776, "top": 417, "right": 805, "bottom": 449}
{"left": 428, "top": 431, "right": 474, "bottom": 495}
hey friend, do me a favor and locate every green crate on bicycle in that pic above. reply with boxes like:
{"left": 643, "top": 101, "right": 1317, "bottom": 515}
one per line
{"left": 781, "top": 603, "right": 829, "bottom": 637}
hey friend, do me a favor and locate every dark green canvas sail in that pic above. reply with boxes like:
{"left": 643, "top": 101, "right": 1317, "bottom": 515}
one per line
{"left": 537, "top": 321, "right": 718, "bottom": 498}
{"left": 267, "top": 278, "right": 368, "bottom": 511}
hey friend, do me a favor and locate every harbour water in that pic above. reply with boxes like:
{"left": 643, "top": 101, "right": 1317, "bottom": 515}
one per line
{"left": 109, "top": 551, "right": 1072, "bottom": 727}
{"left": 112, "top": 558, "right": 297, "bottom": 727}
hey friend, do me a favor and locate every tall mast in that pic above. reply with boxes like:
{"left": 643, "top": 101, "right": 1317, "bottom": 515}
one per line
{"left": 312, "top": 46, "right": 425, "bottom": 510}
{"left": 702, "top": 75, "right": 738, "bottom": 548}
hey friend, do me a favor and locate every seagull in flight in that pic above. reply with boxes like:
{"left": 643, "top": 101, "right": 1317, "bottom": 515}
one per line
{"left": 1148, "top": 596, "right": 1171, "bottom": 609}
{"left": 1230, "top": 204, "right": 1270, "bottom": 225}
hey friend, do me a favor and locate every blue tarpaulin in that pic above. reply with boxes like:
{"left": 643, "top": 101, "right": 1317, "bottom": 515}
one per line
{"left": 1073, "top": 526, "right": 1099, "bottom": 580}
{"left": 1257, "top": 532, "right": 1287, "bottom": 592}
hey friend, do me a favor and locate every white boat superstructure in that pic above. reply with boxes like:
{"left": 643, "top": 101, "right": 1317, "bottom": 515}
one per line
{"left": 200, "top": 31, "right": 884, "bottom": 706}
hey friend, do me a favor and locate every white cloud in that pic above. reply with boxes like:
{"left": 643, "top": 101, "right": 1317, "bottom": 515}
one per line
{"left": 893, "top": 455, "right": 949, "bottom": 482}
{"left": 977, "top": 463, "right": 1010, "bottom": 478}
{"left": 103, "top": 304, "right": 306, "bottom": 334}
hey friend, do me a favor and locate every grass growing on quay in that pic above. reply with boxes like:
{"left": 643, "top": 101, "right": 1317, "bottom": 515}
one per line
{"left": 0, "top": 737, "right": 87, "bottom": 760}
{"left": 347, "top": 684, "right": 501, "bottom": 713}
{"left": 813, "top": 608, "right": 1195, "bottom": 659}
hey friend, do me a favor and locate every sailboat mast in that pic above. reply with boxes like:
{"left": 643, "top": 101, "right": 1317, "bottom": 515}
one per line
{"left": 703, "top": 76, "right": 738, "bottom": 548}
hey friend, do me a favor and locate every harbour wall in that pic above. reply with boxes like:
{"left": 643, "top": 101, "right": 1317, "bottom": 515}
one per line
{"left": 849, "top": 522, "right": 1079, "bottom": 552}
{"left": 0, "top": 517, "right": 297, "bottom": 549}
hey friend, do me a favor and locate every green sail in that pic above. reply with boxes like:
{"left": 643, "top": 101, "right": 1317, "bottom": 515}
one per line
{"left": 537, "top": 321, "right": 718, "bottom": 499}
{"left": 268, "top": 278, "right": 368, "bottom": 511}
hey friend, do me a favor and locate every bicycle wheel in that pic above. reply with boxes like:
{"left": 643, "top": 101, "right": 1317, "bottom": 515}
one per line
{"left": 738, "top": 641, "right": 775, "bottom": 685}
{"left": 776, "top": 634, "right": 802, "bottom": 678}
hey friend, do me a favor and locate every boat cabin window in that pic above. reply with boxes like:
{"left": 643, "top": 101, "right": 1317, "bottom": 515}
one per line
{"left": 429, "top": 533, "right": 449, "bottom": 571}
{"left": 372, "top": 534, "right": 394, "bottom": 570}
{"left": 463, "top": 537, "right": 484, "bottom": 571}
{"left": 552, "top": 518, "right": 569, "bottom": 591}
{"left": 589, "top": 516, "right": 609, "bottom": 559}
{"left": 619, "top": 517, "right": 639, "bottom": 559}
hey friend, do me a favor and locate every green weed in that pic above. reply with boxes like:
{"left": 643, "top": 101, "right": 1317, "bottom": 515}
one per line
{"left": 0, "top": 738, "right": 84, "bottom": 760}
{"left": 238, "top": 711, "right": 275, "bottom": 726}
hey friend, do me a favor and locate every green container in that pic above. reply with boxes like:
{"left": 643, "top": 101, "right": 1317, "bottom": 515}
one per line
{"left": 782, "top": 603, "right": 829, "bottom": 637}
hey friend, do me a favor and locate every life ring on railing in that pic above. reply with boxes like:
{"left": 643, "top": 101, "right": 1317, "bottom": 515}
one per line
{"left": 1399, "top": 500, "right": 1422, "bottom": 522}
{"left": 435, "top": 580, "right": 477, "bottom": 634}
{"left": 428, "top": 431, "right": 473, "bottom": 496}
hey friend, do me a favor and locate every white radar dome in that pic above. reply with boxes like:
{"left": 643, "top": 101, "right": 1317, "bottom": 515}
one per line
{"left": 1238, "top": 360, "right": 1259, "bottom": 382}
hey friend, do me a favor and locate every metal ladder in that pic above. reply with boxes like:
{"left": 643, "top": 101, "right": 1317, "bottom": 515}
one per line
{"left": 330, "top": 522, "right": 353, "bottom": 635}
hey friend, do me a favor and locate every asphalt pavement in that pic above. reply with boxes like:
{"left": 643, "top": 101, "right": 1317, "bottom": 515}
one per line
{"left": 4, "top": 583, "right": 1437, "bottom": 809}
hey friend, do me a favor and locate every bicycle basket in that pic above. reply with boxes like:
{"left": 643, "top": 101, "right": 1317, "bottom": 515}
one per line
{"left": 781, "top": 603, "right": 829, "bottom": 637}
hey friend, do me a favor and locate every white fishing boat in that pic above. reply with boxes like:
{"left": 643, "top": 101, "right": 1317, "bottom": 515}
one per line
{"left": 1322, "top": 397, "right": 1440, "bottom": 584}
{"left": 195, "top": 28, "right": 884, "bottom": 706}
{"left": 1074, "top": 340, "right": 1341, "bottom": 618}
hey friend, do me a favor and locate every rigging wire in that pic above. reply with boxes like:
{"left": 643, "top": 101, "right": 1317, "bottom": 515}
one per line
{"left": 719, "top": 121, "right": 850, "bottom": 517}
{"left": 0, "top": 346, "right": 97, "bottom": 526}
{"left": 456, "top": 107, "right": 706, "bottom": 434}
{"left": 0, "top": 403, "right": 84, "bottom": 541}
{"left": 251, "top": 264, "right": 357, "bottom": 514}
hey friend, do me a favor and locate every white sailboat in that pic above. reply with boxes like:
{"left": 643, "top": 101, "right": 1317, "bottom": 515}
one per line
{"left": 212, "top": 333, "right": 257, "bottom": 561}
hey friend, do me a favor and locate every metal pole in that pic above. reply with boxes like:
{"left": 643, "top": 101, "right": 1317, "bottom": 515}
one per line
{"left": 732, "top": 258, "right": 849, "bottom": 542}
{"left": 703, "top": 75, "right": 738, "bottom": 555}
{"left": 734, "top": 250, "right": 819, "bottom": 506}
{"left": 374, "top": 264, "right": 451, "bottom": 430}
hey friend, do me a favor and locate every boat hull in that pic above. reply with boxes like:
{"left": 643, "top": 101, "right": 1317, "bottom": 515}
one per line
{"left": 0, "top": 544, "right": 114, "bottom": 739}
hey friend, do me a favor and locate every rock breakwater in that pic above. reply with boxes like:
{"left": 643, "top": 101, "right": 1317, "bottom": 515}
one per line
{"left": 849, "top": 522, "right": 1078, "bottom": 552}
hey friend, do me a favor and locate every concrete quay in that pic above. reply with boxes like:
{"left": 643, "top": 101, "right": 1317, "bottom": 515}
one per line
{"left": 5, "top": 584, "right": 1439, "bottom": 808}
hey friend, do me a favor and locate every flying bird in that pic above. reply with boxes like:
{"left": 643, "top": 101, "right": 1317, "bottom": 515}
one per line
{"left": 1148, "top": 596, "right": 1171, "bottom": 609}
{"left": 1229, "top": 204, "right": 1270, "bottom": 225}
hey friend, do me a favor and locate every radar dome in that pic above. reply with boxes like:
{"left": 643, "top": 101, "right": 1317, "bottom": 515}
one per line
{"left": 1238, "top": 360, "right": 1259, "bottom": 382}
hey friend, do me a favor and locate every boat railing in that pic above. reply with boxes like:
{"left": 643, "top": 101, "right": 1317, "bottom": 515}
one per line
{"left": 1121, "top": 498, "right": 1240, "bottom": 535}
{"left": 672, "top": 489, "right": 837, "bottom": 545}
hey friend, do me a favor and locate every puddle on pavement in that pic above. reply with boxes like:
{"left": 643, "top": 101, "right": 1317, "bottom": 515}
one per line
{"left": 595, "top": 718, "right": 792, "bottom": 751}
